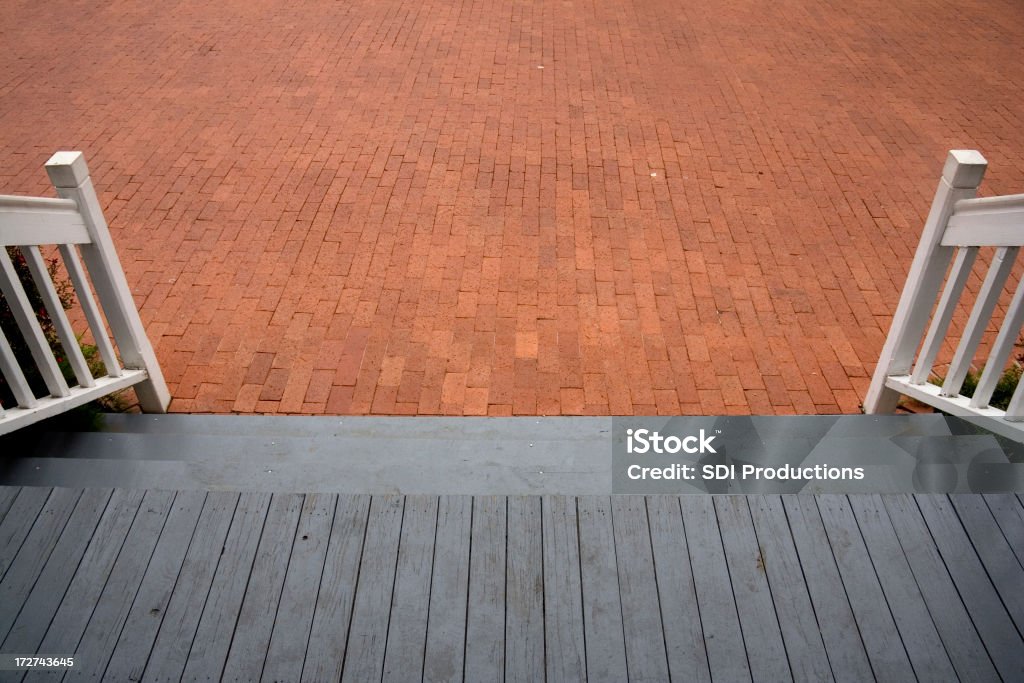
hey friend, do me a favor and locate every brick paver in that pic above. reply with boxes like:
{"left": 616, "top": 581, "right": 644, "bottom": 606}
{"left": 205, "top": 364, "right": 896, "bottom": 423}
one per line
{"left": 2, "top": 0, "right": 1023, "bottom": 415}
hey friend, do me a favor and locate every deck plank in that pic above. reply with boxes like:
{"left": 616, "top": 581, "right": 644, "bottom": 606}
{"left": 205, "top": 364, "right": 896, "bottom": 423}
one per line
{"left": 881, "top": 494, "right": 999, "bottom": 683}
{"left": 782, "top": 496, "right": 874, "bottom": 683}
{"left": 104, "top": 490, "right": 207, "bottom": 681}
{"left": 381, "top": 495, "right": 439, "bottom": 683}
{"left": 847, "top": 494, "right": 956, "bottom": 681}
{"left": 464, "top": 495, "right": 507, "bottom": 683}
{"left": 816, "top": 495, "right": 916, "bottom": 682}
{"left": 715, "top": 496, "right": 792, "bottom": 683}
{"left": 983, "top": 493, "right": 1024, "bottom": 568}
{"left": 0, "top": 486, "right": 20, "bottom": 525}
{"left": 540, "top": 495, "right": 586, "bottom": 683}
{"left": 0, "top": 487, "right": 83, "bottom": 639}
{"left": 220, "top": 492, "right": 304, "bottom": 682}
{"left": 610, "top": 496, "right": 670, "bottom": 682}
{"left": 340, "top": 495, "right": 405, "bottom": 683}
{"left": 0, "top": 489, "right": 112, "bottom": 656}
{"left": 746, "top": 495, "right": 832, "bottom": 683}
{"left": 646, "top": 495, "right": 711, "bottom": 683}
{"left": 301, "top": 494, "right": 371, "bottom": 683}
{"left": 261, "top": 493, "right": 337, "bottom": 683}
{"left": 56, "top": 489, "right": 176, "bottom": 681}
{"left": 423, "top": 495, "right": 472, "bottom": 683}
{"left": 142, "top": 491, "right": 240, "bottom": 683}
{"left": 504, "top": 496, "right": 544, "bottom": 683}
{"left": 950, "top": 494, "right": 1024, "bottom": 632}
{"left": 0, "top": 487, "right": 51, "bottom": 580}
{"left": 914, "top": 494, "right": 1024, "bottom": 681}
{"left": 578, "top": 496, "right": 628, "bottom": 682}
{"left": 17, "top": 489, "right": 143, "bottom": 681}
{"left": 0, "top": 485, "right": 1021, "bottom": 681}
{"left": 680, "top": 496, "right": 751, "bottom": 683}
{"left": 180, "top": 492, "right": 272, "bottom": 683}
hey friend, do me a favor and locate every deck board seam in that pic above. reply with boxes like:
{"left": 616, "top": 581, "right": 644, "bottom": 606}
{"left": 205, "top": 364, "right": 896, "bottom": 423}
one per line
{"left": 0, "top": 489, "right": 114, "bottom": 658}
{"left": 783, "top": 496, "right": 873, "bottom": 682}
{"left": 0, "top": 488, "right": 85, "bottom": 644}
{"left": 951, "top": 495, "right": 1024, "bottom": 639}
{"left": 673, "top": 496, "right": 713, "bottom": 682}
{"left": 210, "top": 492, "right": 275, "bottom": 683}
{"left": 910, "top": 494, "right": 1014, "bottom": 679}
{"left": 643, "top": 497, "right": 675, "bottom": 683}
{"left": 709, "top": 497, "right": 756, "bottom": 680}
{"left": 294, "top": 493, "right": 341, "bottom": 683}
{"left": 459, "top": 496, "right": 475, "bottom": 683}
{"left": 36, "top": 489, "right": 147, "bottom": 683}
{"left": 333, "top": 494, "right": 373, "bottom": 683}
{"left": 537, "top": 497, "right": 548, "bottom": 683}
{"left": 573, "top": 497, "right": 588, "bottom": 683}
{"left": 982, "top": 494, "right": 1024, "bottom": 571}
{"left": 94, "top": 490, "right": 183, "bottom": 681}
{"left": 740, "top": 496, "right": 797, "bottom": 682}
{"left": 131, "top": 490, "right": 210, "bottom": 681}
{"left": 834, "top": 494, "right": 921, "bottom": 679}
{"left": 377, "top": 495, "right": 408, "bottom": 683}
{"left": 0, "top": 487, "right": 54, "bottom": 585}
{"left": 255, "top": 493, "right": 308, "bottom": 682}
{"left": 167, "top": 490, "right": 243, "bottom": 683}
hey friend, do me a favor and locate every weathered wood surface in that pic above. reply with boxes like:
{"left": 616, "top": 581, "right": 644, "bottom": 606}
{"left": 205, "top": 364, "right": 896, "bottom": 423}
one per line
{"left": 0, "top": 487, "right": 1021, "bottom": 682}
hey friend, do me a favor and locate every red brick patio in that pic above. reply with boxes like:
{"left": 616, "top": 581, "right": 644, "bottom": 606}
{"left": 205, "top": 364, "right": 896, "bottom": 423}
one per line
{"left": 2, "top": 0, "right": 1023, "bottom": 415}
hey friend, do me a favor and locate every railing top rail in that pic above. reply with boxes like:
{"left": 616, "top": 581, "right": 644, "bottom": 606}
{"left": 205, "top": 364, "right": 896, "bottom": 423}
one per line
{"left": 0, "top": 193, "right": 90, "bottom": 247}
{"left": 953, "top": 192, "right": 1024, "bottom": 215}
{"left": 0, "top": 195, "right": 80, "bottom": 212}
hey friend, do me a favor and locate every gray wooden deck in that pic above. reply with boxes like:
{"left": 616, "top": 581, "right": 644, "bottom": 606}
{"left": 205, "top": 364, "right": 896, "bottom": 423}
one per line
{"left": 0, "top": 487, "right": 1022, "bottom": 682}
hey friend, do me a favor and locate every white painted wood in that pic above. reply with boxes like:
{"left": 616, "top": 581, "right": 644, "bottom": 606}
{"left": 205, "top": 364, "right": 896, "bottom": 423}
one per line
{"left": 865, "top": 150, "right": 987, "bottom": 413}
{"left": 0, "top": 195, "right": 79, "bottom": 212}
{"left": 0, "top": 217, "right": 90, "bottom": 247}
{"left": 0, "top": 196, "right": 90, "bottom": 247}
{"left": 868, "top": 150, "right": 1024, "bottom": 430}
{"left": 885, "top": 376, "right": 1024, "bottom": 439}
{"left": 0, "top": 249, "right": 69, "bottom": 398}
{"left": 58, "top": 244, "right": 121, "bottom": 378}
{"left": 0, "top": 328, "right": 37, "bottom": 409}
{"left": 970, "top": 275, "right": 1024, "bottom": 408}
{"left": 954, "top": 193, "right": 1024, "bottom": 214}
{"left": 22, "top": 246, "right": 94, "bottom": 388}
{"left": 943, "top": 210, "right": 1024, "bottom": 247}
{"left": 911, "top": 247, "right": 978, "bottom": 385}
{"left": 45, "top": 151, "right": 169, "bottom": 412}
{"left": 1005, "top": 376, "right": 1024, "bottom": 421}
{"left": 0, "top": 369, "right": 146, "bottom": 436}
{"left": 0, "top": 152, "right": 166, "bottom": 431}
{"left": 941, "top": 246, "right": 1018, "bottom": 397}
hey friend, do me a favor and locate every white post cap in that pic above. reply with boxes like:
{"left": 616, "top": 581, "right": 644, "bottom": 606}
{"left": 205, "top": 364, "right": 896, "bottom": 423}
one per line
{"left": 942, "top": 150, "right": 987, "bottom": 189}
{"left": 44, "top": 151, "right": 91, "bottom": 188}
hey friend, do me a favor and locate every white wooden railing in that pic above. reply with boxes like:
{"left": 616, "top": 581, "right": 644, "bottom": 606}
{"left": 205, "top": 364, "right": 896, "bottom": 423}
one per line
{"left": 866, "top": 150, "right": 1024, "bottom": 439}
{"left": 0, "top": 152, "right": 168, "bottom": 435}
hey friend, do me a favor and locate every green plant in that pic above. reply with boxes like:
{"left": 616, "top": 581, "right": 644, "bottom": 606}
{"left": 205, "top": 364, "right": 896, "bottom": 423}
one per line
{"left": 0, "top": 246, "right": 126, "bottom": 417}
{"left": 958, "top": 363, "right": 1022, "bottom": 411}
{"left": 0, "top": 247, "right": 72, "bottom": 406}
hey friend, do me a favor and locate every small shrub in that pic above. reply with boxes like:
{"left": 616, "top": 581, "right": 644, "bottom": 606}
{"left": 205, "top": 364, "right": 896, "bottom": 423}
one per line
{"left": 0, "top": 247, "right": 74, "bottom": 406}
{"left": 958, "top": 363, "right": 1022, "bottom": 410}
{"left": 0, "top": 247, "right": 126, "bottom": 416}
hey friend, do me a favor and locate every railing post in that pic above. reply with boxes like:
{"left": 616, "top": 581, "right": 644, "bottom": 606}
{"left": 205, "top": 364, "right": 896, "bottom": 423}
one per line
{"left": 864, "top": 150, "right": 987, "bottom": 413}
{"left": 44, "top": 151, "right": 170, "bottom": 413}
